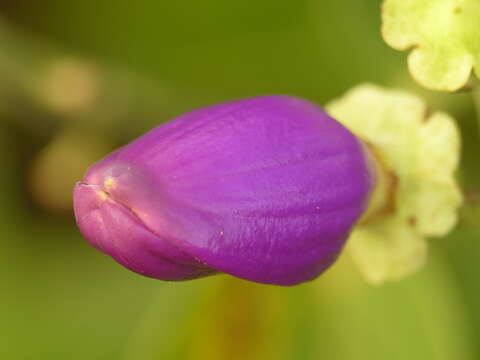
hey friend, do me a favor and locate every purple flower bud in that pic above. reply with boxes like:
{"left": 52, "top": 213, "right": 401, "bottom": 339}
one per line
{"left": 73, "top": 96, "right": 375, "bottom": 285}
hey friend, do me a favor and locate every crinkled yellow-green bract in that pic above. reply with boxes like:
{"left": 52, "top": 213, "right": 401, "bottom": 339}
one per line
{"left": 382, "top": 0, "right": 480, "bottom": 91}
{"left": 327, "top": 84, "right": 462, "bottom": 284}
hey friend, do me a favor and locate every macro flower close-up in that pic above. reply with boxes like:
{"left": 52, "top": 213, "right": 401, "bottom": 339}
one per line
{"left": 2, "top": 2, "right": 480, "bottom": 360}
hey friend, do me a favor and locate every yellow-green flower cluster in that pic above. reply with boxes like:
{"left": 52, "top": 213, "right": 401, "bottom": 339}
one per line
{"left": 382, "top": 0, "right": 480, "bottom": 91}
{"left": 327, "top": 84, "right": 462, "bottom": 284}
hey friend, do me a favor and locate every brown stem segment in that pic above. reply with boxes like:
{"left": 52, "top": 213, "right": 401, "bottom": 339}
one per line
{"left": 358, "top": 142, "right": 397, "bottom": 225}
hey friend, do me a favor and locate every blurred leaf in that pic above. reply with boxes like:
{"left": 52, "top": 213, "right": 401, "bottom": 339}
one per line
{"left": 122, "top": 278, "right": 223, "bottom": 360}
{"left": 313, "top": 251, "right": 476, "bottom": 360}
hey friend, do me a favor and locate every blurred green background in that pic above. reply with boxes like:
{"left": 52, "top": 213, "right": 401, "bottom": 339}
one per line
{"left": 1, "top": 1, "right": 480, "bottom": 359}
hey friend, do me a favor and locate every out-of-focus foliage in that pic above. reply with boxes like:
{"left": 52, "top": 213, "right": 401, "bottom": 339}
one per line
{"left": 382, "top": 0, "right": 480, "bottom": 91}
{"left": 327, "top": 84, "right": 462, "bottom": 284}
{"left": 1, "top": 1, "right": 480, "bottom": 360}
{"left": 122, "top": 254, "right": 474, "bottom": 360}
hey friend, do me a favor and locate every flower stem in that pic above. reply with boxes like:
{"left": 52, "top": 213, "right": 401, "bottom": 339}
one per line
{"left": 473, "top": 85, "right": 480, "bottom": 136}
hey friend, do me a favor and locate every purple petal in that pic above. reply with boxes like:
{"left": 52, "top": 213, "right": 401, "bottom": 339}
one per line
{"left": 73, "top": 95, "right": 374, "bottom": 285}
